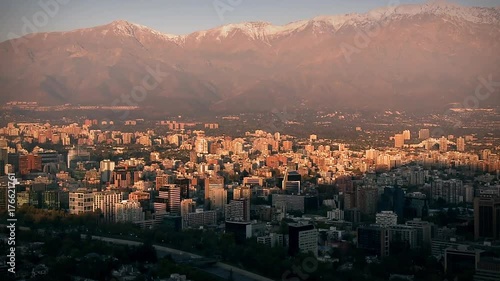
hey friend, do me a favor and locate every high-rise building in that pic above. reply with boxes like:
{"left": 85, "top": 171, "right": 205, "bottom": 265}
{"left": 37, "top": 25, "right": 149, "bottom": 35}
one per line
{"left": 282, "top": 140, "right": 293, "bottom": 152}
{"left": 114, "top": 200, "right": 144, "bottom": 223}
{"left": 67, "top": 147, "right": 90, "bottom": 169}
{"left": 69, "top": 190, "right": 94, "bottom": 215}
{"left": 474, "top": 195, "right": 500, "bottom": 240}
{"left": 456, "top": 137, "right": 465, "bottom": 152}
{"left": 439, "top": 136, "right": 448, "bottom": 152}
{"left": 419, "top": 129, "right": 430, "bottom": 140}
{"left": 394, "top": 134, "right": 405, "bottom": 148}
{"left": 93, "top": 191, "right": 123, "bottom": 221}
{"left": 233, "top": 186, "right": 252, "bottom": 200}
{"left": 195, "top": 138, "right": 208, "bottom": 154}
{"left": 283, "top": 170, "right": 301, "bottom": 195}
{"left": 288, "top": 223, "right": 318, "bottom": 257}
{"left": 272, "top": 194, "right": 306, "bottom": 212}
{"left": 376, "top": 211, "right": 398, "bottom": 227}
{"left": 405, "top": 218, "right": 432, "bottom": 249}
{"left": 402, "top": 130, "right": 411, "bottom": 140}
{"left": 365, "top": 149, "right": 379, "bottom": 160}
{"left": 168, "top": 186, "right": 181, "bottom": 215}
{"left": 181, "top": 199, "right": 196, "bottom": 218}
{"left": 209, "top": 187, "right": 228, "bottom": 216}
{"left": 225, "top": 198, "right": 250, "bottom": 221}
{"left": 431, "top": 179, "right": 464, "bottom": 204}
{"left": 19, "top": 154, "right": 42, "bottom": 175}
{"left": 156, "top": 174, "right": 168, "bottom": 190}
{"left": 100, "top": 159, "right": 115, "bottom": 183}
{"left": 358, "top": 188, "right": 378, "bottom": 215}
{"left": 185, "top": 209, "right": 217, "bottom": 228}
{"left": 205, "top": 176, "right": 224, "bottom": 201}
{"left": 388, "top": 225, "right": 418, "bottom": 249}
{"left": 357, "top": 225, "right": 390, "bottom": 257}
{"left": 379, "top": 186, "right": 405, "bottom": 220}
{"left": 113, "top": 166, "right": 138, "bottom": 188}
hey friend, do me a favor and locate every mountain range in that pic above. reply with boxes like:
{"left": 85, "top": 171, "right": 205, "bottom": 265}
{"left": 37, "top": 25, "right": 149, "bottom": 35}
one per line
{"left": 0, "top": 1, "right": 499, "bottom": 114}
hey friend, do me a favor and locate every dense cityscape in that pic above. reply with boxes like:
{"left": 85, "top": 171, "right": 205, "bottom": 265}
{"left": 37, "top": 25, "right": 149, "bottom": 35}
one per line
{"left": 0, "top": 108, "right": 499, "bottom": 281}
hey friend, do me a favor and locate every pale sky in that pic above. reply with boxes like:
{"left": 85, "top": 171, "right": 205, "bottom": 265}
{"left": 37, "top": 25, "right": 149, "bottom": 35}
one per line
{"left": 0, "top": 0, "right": 498, "bottom": 42}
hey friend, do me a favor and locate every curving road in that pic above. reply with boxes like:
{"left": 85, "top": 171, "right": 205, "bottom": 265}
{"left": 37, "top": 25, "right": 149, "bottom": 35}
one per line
{"left": 87, "top": 235, "right": 276, "bottom": 281}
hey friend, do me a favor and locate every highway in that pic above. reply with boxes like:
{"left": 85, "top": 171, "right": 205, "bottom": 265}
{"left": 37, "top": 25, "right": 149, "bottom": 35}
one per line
{"left": 87, "top": 235, "right": 276, "bottom": 281}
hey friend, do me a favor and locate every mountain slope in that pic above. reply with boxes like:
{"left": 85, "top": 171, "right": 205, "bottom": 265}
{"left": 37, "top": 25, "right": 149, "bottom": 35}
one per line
{"left": 0, "top": 2, "right": 499, "bottom": 114}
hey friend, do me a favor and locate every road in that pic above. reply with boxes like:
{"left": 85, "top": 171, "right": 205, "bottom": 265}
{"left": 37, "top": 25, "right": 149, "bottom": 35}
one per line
{"left": 88, "top": 235, "right": 276, "bottom": 281}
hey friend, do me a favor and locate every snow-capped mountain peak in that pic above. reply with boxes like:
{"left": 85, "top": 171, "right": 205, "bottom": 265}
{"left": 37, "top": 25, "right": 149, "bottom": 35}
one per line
{"left": 92, "top": 2, "right": 499, "bottom": 44}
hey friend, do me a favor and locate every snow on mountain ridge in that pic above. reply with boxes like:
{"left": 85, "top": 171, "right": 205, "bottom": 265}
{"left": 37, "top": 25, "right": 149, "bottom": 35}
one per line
{"left": 80, "top": 3, "right": 499, "bottom": 44}
{"left": 201, "top": 3, "right": 499, "bottom": 40}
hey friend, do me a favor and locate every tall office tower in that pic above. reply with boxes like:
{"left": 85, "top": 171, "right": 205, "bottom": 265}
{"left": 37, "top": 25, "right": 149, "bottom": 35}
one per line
{"left": 357, "top": 188, "right": 378, "bottom": 215}
{"left": 205, "top": 176, "right": 224, "bottom": 201}
{"left": 99, "top": 159, "right": 115, "bottom": 183}
{"left": 456, "top": 137, "right": 465, "bottom": 152}
{"left": 376, "top": 211, "right": 398, "bottom": 227}
{"left": 439, "top": 136, "right": 448, "bottom": 152}
{"left": 114, "top": 201, "right": 144, "bottom": 223}
{"left": 209, "top": 187, "right": 228, "bottom": 217}
{"left": 418, "top": 129, "right": 430, "bottom": 140}
{"left": 168, "top": 186, "right": 181, "bottom": 215}
{"left": 155, "top": 189, "right": 168, "bottom": 214}
{"left": 288, "top": 223, "right": 318, "bottom": 257}
{"left": 225, "top": 198, "right": 251, "bottom": 222}
{"left": 69, "top": 190, "right": 94, "bottom": 215}
{"left": 174, "top": 178, "right": 191, "bottom": 199}
{"left": 357, "top": 225, "right": 390, "bottom": 257}
{"left": 402, "top": 130, "right": 411, "bottom": 140}
{"left": 474, "top": 195, "right": 500, "bottom": 240}
{"left": 93, "top": 192, "right": 123, "bottom": 222}
{"left": 379, "top": 186, "right": 405, "bottom": 219}
{"left": 394, "top": 134, "right": 404, "bottom": 148}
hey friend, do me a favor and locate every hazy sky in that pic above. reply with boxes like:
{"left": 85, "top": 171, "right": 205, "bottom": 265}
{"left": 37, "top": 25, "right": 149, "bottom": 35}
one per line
{"left": 0, "top": 0, "right": 498, "bottom": 42}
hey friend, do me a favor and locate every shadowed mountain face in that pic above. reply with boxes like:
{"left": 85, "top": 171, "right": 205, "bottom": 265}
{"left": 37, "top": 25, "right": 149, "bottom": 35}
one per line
{"left": 0, "top": 3, "right": 499, "bottom": 114}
